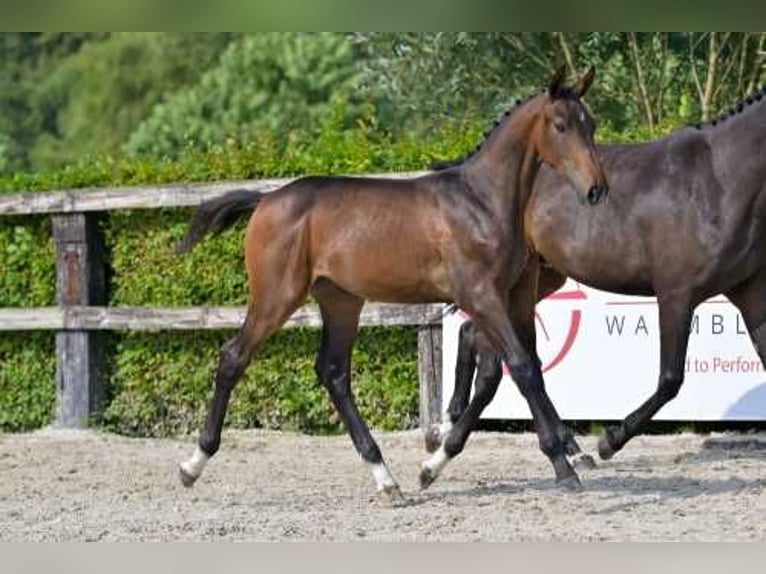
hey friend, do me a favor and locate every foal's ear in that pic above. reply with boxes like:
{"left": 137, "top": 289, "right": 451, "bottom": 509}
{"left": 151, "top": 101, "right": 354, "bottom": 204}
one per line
{"left": 573, "top": 66, "right": 596, "bottom": 98}
{"left": 548, "top": 65, "right": 567, "bottom": 99}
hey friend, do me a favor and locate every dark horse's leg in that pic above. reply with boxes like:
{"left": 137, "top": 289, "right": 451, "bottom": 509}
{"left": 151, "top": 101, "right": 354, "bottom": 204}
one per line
{"left": 727, "top": 268, "right": 766, "bottom": 370}
{"left": 313, "top": 278, "right": 406, "bottom": 505}
{"left": 421, "top": 262, "right": 581, "bottom": 489}
{"left": 447, "top": 320, "right": 478, "bottom": 424}
{"left": 424, "top": 320, "right": 478, "bottom": 453}
{"left": 598, "top": 291, "right": 693, "bottom": 459}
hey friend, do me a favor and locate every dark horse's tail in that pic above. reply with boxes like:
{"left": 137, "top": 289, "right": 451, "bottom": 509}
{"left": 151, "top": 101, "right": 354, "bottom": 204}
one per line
{"left": 177, "top": 189, "right": 263, "bottom": 254}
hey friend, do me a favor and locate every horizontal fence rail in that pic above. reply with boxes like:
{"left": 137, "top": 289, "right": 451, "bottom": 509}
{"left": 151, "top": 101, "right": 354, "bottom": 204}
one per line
{"left": 0, "top": 303, "right": 444, "bottom": 331}
{"left": 0, "top": 172, "right": 426, "bottom": 215}
{"left": 0, "top": 172, "right": 443, "bottom": 431}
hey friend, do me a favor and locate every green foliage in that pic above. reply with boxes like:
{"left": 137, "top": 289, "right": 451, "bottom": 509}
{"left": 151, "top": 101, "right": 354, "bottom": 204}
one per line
{"left": 0, "top": 216, "right": 55, "bottom": 307}
{"left": 0, "top": 132, "right": 12, "bottom": 173}
{"left": 2, "top": 32, "right": 762, "bottom": 173}
{"left": 0, "top": 106, "right": 479, "bottom": 195}
{"left": 355, "top": 33, "right": 561, "bottom": 131}
{"left": 0, "top": 333, "right": 56, "bottom": 431}
{"left": 126, "top": 33, "right": 362, "bottom": 159}
{"left": 0, "top": 215, "right": 56, "bottom": 433}
{"left": 0, "top": 33, "right": 109, "bottom": 172}
{"left": 100, "top": 327, "right": 417, "bottom": 437}
{"left": 108, "top": 210, "right": 250, "bottom": 306}
{"left": 30, "top": 33, "right": 235, "bottom": 169}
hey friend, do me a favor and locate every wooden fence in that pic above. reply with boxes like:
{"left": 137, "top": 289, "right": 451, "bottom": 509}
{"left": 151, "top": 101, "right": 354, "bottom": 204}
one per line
{"left": 0, "top": 173, "right": 443, "bottom": 430}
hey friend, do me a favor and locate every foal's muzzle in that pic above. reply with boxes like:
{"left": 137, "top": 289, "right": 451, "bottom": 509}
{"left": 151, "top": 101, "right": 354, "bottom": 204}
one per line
{"left": 587, "top": 184, "right": 609, "bottom": 205}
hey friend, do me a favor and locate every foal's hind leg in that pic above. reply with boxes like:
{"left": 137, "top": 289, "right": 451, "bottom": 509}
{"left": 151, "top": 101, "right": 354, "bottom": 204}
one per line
{"left": 313, "top": 279, "right": 406, "bottom": 505}
{"left": 598, "top": 291, "right": 693, "bottom": 459}
{"left": 179, "top": 292, "right": 307, "bottom": 487}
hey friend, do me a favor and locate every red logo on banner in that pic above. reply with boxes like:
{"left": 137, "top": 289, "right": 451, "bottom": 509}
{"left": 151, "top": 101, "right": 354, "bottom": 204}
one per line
{"left": 536, "top": 285, "right": 586, "bottom": 373}
{"left": 457, "top": 283, "right": 586, "bottom": 375}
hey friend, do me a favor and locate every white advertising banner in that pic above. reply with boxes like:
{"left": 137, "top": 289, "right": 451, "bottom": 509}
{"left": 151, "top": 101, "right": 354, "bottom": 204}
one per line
{"left": 442, "top": 280, "right": 766, "bottom": 421}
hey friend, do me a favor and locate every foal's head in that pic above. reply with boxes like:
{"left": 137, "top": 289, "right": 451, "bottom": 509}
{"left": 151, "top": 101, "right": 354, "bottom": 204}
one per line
{"left": 532, "top": 66, "right": 609, "bottom": 205}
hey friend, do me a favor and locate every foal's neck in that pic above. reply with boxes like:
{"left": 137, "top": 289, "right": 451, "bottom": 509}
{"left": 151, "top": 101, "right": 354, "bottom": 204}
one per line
{"left": 462, "top": 96, "right": 545, "bottom": 231}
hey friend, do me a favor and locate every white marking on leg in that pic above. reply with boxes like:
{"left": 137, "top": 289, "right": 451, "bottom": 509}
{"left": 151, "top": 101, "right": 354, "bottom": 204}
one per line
{"left": 367, "top": 461, "right": 397, "bottom": 492}
{"left": 423, "top": 445, "right": 450, "bottom": 477}
{"left": 438, "top": 420, "right": 453, "bottom": 441}
{"left": 570, "top": 452, "right": 586, "bottom": 464}
{"left": 180, "top": 446, "right": 209, "bottom": 479}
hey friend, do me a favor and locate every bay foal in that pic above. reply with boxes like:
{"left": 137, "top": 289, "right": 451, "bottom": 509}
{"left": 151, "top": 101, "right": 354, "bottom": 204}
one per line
{"left": 424, "top": 85, "right": 766, "bottom": 488}
{"left": 177, "top": 68, "right": 608, "bottom": 502}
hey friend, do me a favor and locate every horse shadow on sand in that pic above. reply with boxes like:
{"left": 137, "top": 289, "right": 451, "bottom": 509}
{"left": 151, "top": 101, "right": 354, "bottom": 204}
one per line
{"left": 414, "top": 384, "right": 766, "bottom": 507}
{"left": 412, "top": 447, "right": 765, "bottom": 512}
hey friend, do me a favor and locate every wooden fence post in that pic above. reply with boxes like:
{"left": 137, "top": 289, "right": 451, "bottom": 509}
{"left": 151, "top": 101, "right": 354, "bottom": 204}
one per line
{"left": 418, "top": 321, "right": 442, "bottom": 432}
{"left": 52, "top": 213, "right": 107, "bottom": 428}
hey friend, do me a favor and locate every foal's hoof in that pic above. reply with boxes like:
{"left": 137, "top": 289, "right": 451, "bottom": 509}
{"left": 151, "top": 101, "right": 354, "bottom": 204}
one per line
{"left": 178, "top": 465, "right": 198, "bottom": 488}
{"left": 555, "top": 473, "right": 583, "bottom": 493}
{"left": 598, "top": 429, "right": 618, "bottom": 461}
{"left": 418, "top": 464, "right": 438, "bottom": 490}
{"left": 379, "top": 484, "right": 409, "bottom": 507}
{"left": 571, "top": 452, "right": 598, "bottom": 471}
{"left": 424, "top": 426, "right": 442, "bottom": 454}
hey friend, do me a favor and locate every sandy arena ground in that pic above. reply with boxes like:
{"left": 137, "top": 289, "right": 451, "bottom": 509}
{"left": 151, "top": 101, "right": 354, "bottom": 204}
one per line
{"left": 0, "top": 428, "right": 763, "bottom": 541}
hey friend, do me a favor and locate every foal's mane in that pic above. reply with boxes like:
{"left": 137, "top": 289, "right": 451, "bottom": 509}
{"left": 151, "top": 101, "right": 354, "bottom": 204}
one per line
{"left": 431, "top": 86, "right": 583, "bottom": 171}
{"left": 431, "top": 96, "right": 528, "bottom": 170}
{"left": 692, "top": 85, "right": 766, "bottom": 130}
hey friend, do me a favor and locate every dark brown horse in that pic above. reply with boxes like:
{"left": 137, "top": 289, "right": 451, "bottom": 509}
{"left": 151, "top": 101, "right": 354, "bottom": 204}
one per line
{"left": 175, "top": 68, "right": 608, "bottom": 503}
{"left": 422, "top": 85, "right": 766, "bottom": 489}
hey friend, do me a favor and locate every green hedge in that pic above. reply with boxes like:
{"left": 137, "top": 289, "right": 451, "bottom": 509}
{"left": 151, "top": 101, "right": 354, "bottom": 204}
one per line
{"left": 0, "top": 333, "right": 56, "bottom": 431}
{"left": 0, "top": 216, "right": 57, "bottom": 431}
{"left": 99, "top": 327, "right": 417, "bottom": 437}
{"left": 0, "top": 120, "right": 480, "bottom": 435}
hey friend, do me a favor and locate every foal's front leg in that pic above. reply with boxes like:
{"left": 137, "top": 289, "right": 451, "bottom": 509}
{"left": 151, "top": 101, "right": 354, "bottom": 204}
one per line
{"left": 429, "top": 319, "right": 594, "bottom": 470}
{"left": 421, "top": 279, "right": 581, "bottom": 490}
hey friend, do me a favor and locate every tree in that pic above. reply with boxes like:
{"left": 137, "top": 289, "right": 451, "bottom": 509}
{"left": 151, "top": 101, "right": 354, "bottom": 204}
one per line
{"left": 126, "top": 33, "right": 361, "bottom": 158}
{"left": 354, "top": 33, "right": 563, "bottom": 132}
{"left": 29, "top": 33, "right": 236, "bottom": 168}
{"left": 689, "top": 32, "right": 765, "bottom": 121}
{"left": 0, "top": 32, "right": 107, "bottom": 171}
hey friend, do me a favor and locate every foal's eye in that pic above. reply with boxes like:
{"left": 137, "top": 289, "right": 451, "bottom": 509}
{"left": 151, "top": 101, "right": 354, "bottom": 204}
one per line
{"left": 554, "top": 121, "right": 566, "bottom": 133}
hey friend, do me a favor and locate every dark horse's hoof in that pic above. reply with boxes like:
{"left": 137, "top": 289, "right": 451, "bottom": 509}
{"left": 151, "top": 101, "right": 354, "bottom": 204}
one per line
{"left": 424, "top": 425, "right": 442, "bottom": 454}
{"left": 555, "top": 473, "right": 583, "bottom": 493}
{"left": 418, "top": 465, "right": 438, "bottom": 490}
{"left": 178, "top": 465, "right": 198, "bottom": 488}
{"left": 571, "top": 452, "right": 598, "bottom": 471}
{"left": 379, "top": 484, "right": 410, "bottom": 507}
{"left": 598, "top": 428, "right": 619, "bottom": 460}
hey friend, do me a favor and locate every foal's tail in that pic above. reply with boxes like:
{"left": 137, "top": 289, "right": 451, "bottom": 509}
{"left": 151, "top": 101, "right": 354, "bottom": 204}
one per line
{"left": 177, "top": 189, "right": 263, "bottom": 254}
